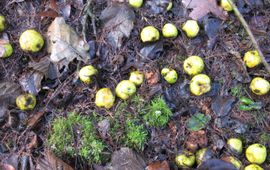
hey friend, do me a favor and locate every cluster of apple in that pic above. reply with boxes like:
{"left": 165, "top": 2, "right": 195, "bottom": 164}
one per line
{"left": 161, "top": 56, "right": 211, "bottom": 96}
{"left": 79, "top": 65, "right": 144, "bottom": 109}
{"left": 130, "top": 0, "right": 270, "bottom": 96}
{"left": 1, "top": 15, "right": 46, "bottom": 111}
{"left": 175, "top": 138, "right": 267, "bottom": 170}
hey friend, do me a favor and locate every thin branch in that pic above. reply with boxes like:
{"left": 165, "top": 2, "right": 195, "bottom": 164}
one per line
{"left": 227, "top": 0, "right": 270, "bottom": 74}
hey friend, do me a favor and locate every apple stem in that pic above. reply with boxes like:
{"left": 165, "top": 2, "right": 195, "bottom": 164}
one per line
{"left": 227, "top": 0, "right": 270, "bottom": 74}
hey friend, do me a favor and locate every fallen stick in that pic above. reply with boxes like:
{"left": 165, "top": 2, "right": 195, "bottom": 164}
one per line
{"left": 227, "top": 0, "right": 270, "bottom": 74}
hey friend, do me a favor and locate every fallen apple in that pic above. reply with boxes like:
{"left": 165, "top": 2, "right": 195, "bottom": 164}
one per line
{"left": 129, "top": 70, "right": 144, "bottom": 86}
{"left": 162, "top": 23, "right": 178, "bottom": 38}
{"left": 140, "top": 26, "right": 160, "bottom": 43}
{"left": 175, "top": 151, "right": 195, "bottom": 168}
{"left": 246, "top": 143, "right": 267, "bottom": 164}
{"left": 161, "top": 68, "right": 178, "bottom": 84}
{"left": 1, "top": 43, "right": 13, "bottom": 58}
{"left": 190, "top": 74, "right": 211, "bottom": 96}
{"left": 243, "top": 50, "right": 261, "bottom": 68}
{"left": 115, "top": 80, "right": 136, "bottom": 100}
{"left": 222, "top": 156, "right": 242, "bottom": 169}
{"left": 249, "top": 77, "right": 270, "bottom": 95}
{"left": 19, "top": 29, "right": 44, "bottom": 52}
{"left": 221, "top": 0, "right": 233, "bottom": 11}
{"left": 95, "top": 88, "right": 115, "bottom": 109}
{"left": 129, "top": 0, "right": 143, "bottom": 8}
{"left": 16, "top": 93, "right": 37, "bottom": 111}
{"left": 183, "top": 55, "right": 204, "bottom": 76}
{"left": 0, "top": 15, "right": 6, "bottom": 32}
{"left": 79, "top": 65, "right": 98, "bottom": 84}
{"left": 196, "top": 148, "right": 214, "bottom": 165}
{"left": 244, "top": 164, "right": 263, "bottom": 170}
{"left": 182, "top": 20, "right": 200, "bottom": 38}
{"left": 227, "top": 138, "right": 243, "bottom": 154}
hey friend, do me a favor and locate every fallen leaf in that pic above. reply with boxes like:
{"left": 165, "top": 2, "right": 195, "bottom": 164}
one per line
{"left": 146, "top": 0, "right": 171, "bottom": 14}
{"left": 146, "top": 161, "right": 170, "bottom": 170}
{"left": 187, "top": 113, "right": 211, "bottom": 131}
{"left": 27, "top": 111, "right": 45, "bottom": 129}
{"left": 0, "top": 82, "right": 21, "bottom": 105}
{"left": 182, "top": 0, "right": 227, "bottom": 20}
{"left": 19, "top": 71, "right": 44, "bottom": 96}
{"left": 47, "top": 17, "right": 89, "bottom": 69}
{"left": 36, "top": 150, "right": 73, "bottom": 170}
{"left": 29, "top": 57, "right": 58, "bottom": 79}
{"left": 100, "top": 4, "right": 135, "bottom": 50}
{"left": 211, "top": 96, "right": 236, "bottom": 117}
{"left": 107, "top": 147, "right": 146, "bottom": 170}
{"left": 140, "top": 41, "right": 164, "bottom": 60}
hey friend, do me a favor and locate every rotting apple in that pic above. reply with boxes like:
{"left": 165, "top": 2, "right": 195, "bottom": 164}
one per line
{"left": 0, "top": 15, "right": 6, "bottom": 32}
{"left": 244, "top": 164, "right": 263, "bottom": 170}
{"left": 175, "top": 150, "right": 196, "bottom": 168}
{"left": 182, "top": 20, "right": 200, "bottom": 38}
{"left": 129, "top": 70, "right": 144, "bottom": 86}
{"left": 16, "top": 93, "right": 37, "bottom": 111}
{"left": 227, "top": 138, "right": 243, "bottom": 154}
{"left": 19, "top": 29, "right": 44, "bottom": 52}
{"left": 243, "top": 50, "right": 261, "bottom": 68}
{"left": 79, "top": 65, "right": 98, "bottom": 84}
{"left": 245, "top": 143, "right": 267, "bottom": 164}
{"left": 115, "top": 80, "right": 136, "bottom": 100}
{"left": 195, "top": 148, "right": 214, "bottom": 165}
{"left": 140, "top": 26, "right": 160, "bottom": 43}
{"left": 183, "top": 55, "right": 204, "bottom": 76}
{"left": 249, "top": 77, "right": 270, "bottom": 95}
{"left": 221, "top": 0, "right": 233, "bottom": 11}
{"left": 1, "top": 43, "right": 13, "bottom": 58}
{"left": 190, "top": 74, "right": 211, "bottom": 96}
{"left": 129, "top": 0, "right": 143, "bottom": 8}
{"left": 161, "top": 68, "right": 178, "bottom": 84}
{"left": 162, "top": 23, "right": 178, "bottom": 38}
{"left": 95, "top": 88, "right": 115, "bottom": 109}
{"left": 222, "top": 156, "right": 242, "bottom": 169}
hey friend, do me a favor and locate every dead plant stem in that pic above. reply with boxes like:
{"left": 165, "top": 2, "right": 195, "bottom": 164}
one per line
{"left": 227, "top": 0, "right": 270, "bottom": 74}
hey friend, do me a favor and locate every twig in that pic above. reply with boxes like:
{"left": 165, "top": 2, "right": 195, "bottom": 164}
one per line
{"left": 227, "top": 0, "right": 270, "bottom": 74}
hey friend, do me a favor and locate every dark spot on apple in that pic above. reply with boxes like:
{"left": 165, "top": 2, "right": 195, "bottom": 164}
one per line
{"left": 36, "top": 43, "right": 41, "bottom": 48}
{"left": 254, "top": 89, "right": 261, "bottom": 93}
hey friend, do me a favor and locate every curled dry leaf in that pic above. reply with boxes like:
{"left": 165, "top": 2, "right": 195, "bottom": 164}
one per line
{"left": 19, "top": 71, "right": 44, "bottom": 96}
{"left": 146, "top": 161, "right": 170, "bottom": 170}
{"left": 47, "top": 17, "right": 89, "bottom": 69}
{"left": 182, "top": 0, "right": 227, "bottom": 20}
{"left": 0, "top": 82, "right": 21, "bottom": 105}
{"left": 100, "top": 4, "right": 135, "bottom": 50}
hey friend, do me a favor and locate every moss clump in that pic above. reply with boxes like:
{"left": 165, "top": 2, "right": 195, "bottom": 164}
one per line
{"left": 124, "top": 119, "right": 148, "bottom": 151}
{"left": 48, "top": 113, "right": 105, "bottom": 163}
{"left": 143, "top": 96, "right": 172, "bottom": 127}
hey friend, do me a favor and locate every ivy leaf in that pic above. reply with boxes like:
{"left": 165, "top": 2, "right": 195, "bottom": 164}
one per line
{"left": 187, "top": 113, "right": 211, "bottom": 131}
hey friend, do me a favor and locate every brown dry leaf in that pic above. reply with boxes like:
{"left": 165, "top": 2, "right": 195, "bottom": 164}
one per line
{"left": 146, "top": 161, "right": 170, "bottom": 170}
{"left": 0, "top": 82, "right": 21, "bottom": 105}
{"left": 36, "top": 150, "right": 73, "bottom": 170}
{"left": 47, "top": 17, "right": 89, "bottom": 69}
{"left": 182, "top": 0, "right": 227, "bottom": 20}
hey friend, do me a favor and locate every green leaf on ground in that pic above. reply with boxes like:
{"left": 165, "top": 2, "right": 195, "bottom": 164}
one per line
{"left": 187, "top": 113, "right": 211, "bottom": 131}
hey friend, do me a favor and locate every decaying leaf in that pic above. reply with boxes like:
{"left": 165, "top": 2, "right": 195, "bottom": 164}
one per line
{"left": 182, "top": 0, "right": 227, "bottom": 20}
{"left": 19, "top": 71, "right": 44, "bottom": 96}
{"left": 36, "top": 150, "right": 73, "bottom": 170}
{"left": 0, "top": 82, "right": 21, "bottom": 105}
{"left": 47, "top": 17, "right": 89, "bottom": 69}
{"left": 187, "top": 113, "right": 211, "bottom": 131}
{"left": 29, "top": 57, "right": 58, "bottom": 80}
{"left": 146, "top": 161, "right": 170, "bottom": 170}
{"left": 100, "top": 4, "right": 135, "bottom": 50}
{"left": 0, "top": 39, "right": 10, "bottom": 58}
{"left": 107, "top": 147, "right": 146, "bottom": 170}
